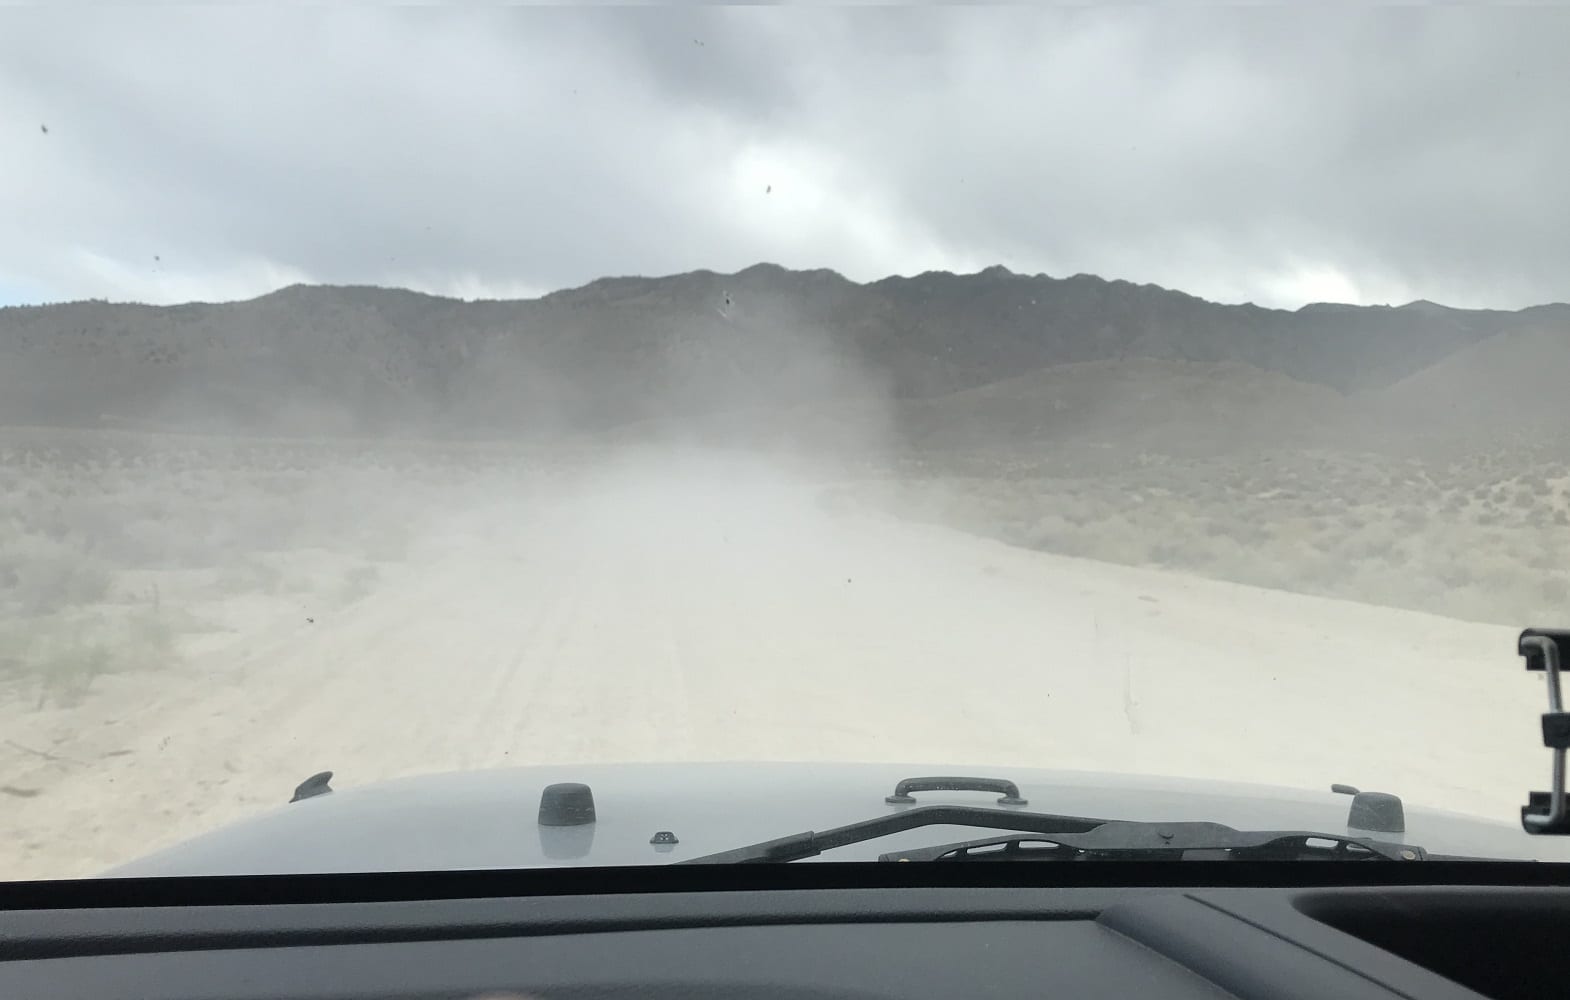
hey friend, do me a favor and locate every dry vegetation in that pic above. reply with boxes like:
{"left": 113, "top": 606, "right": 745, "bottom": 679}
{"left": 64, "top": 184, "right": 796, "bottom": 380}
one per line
{"left": 0, "top": 428, "right": 544, "bottom": 708}
{"left": 888, "top": 441, "right": 1570, "bottom": 626}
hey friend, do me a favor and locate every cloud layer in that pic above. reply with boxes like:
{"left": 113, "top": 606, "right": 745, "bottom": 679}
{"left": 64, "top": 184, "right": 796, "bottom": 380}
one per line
{"left": 3, "top": 6, "right": 1567, "bottom": 308}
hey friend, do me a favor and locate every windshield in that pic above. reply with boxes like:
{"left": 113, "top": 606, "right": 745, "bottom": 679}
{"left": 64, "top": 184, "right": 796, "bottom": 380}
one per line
{"left": 3, "top": 5, "right": 1570, "bottom": 878}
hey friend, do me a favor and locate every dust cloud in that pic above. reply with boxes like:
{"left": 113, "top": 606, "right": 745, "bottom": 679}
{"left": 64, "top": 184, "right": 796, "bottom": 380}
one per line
{"left": 0, "top": 304, "right": 943, "bottom": 876}
{"left": 2, "top": 285, "right": 1566, "bottom": 877}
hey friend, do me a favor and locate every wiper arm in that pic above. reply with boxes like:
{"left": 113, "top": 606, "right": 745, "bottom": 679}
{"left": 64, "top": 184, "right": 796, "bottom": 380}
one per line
{"left": 678, "top": 804, "right": 1116, "bottom": 864}
{"left": 878, "top": 821, "right": 1424, "bottom": 862}
{"left": 679, "top": 808, "right": 1426, "bottom": 864}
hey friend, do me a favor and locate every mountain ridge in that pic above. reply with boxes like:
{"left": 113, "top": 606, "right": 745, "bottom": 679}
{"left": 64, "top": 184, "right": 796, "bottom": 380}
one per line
{"left": 10, "top": 263, "right": 1566, "bottom": 315}
{"left": 2, "top": 264, "right": 1567, "bottom": 440}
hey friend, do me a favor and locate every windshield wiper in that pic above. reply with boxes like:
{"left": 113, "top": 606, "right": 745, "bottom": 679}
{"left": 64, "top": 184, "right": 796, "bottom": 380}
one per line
{"left": 678, "top": 804, "right": 1108, "bottom": 864}
{"left": 678, "top": 806, "right": 1423, "bottom": 864}
{"left": 877, "top": 822, "right": 1423, "bottom": 862}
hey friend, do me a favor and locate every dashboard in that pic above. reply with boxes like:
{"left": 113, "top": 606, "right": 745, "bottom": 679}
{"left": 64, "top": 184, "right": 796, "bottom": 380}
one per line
{"left": 3, "top": 864, "right": 1564, "bottom": 1000}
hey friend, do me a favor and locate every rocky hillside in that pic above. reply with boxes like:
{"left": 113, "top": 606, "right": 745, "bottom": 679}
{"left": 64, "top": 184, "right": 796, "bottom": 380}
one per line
{"left": 1, "top": 264, "right": 1565, "bottom": 441}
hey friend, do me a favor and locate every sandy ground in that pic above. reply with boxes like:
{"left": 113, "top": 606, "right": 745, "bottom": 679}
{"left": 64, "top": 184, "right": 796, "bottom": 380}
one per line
{"left": 0, "top": 491, "right": 1548, "bottom": 879}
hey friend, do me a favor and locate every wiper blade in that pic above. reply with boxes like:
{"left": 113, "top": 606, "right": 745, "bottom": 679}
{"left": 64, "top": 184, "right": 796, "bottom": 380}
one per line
{"left": 679, "top": 807, "right": 1426, "bottom": 864}
{"left": 678, "top": 804, "right": 1110, "bottom": 864}
{"left": 878, "top": 822, "right": 1424, "bottom": 862}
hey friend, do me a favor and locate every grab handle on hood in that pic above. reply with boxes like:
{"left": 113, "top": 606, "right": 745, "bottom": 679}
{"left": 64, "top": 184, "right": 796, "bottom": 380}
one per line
{"left": 886, "top": 776, "right": 1027, "bottom": 806}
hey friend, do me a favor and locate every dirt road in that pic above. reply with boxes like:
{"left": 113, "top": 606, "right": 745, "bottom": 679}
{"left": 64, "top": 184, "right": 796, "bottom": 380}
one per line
{"left": 0, "top": 492, "right": 1546, "bottom": 878}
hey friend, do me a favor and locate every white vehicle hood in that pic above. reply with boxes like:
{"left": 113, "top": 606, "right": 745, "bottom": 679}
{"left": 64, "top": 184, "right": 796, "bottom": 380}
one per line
{"left": 102, "top": 761, "right": 1570, "bottom": 876}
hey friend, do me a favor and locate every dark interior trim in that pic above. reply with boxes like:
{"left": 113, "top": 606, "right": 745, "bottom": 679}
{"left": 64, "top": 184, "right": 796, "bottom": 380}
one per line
{"left": 6, "top": 860, "right": 1570, "bottom": 911}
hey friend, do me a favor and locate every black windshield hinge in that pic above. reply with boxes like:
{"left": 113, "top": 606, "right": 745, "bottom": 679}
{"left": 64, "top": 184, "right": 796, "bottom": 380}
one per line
{"left": 1519, "top": 630, "right": 1570, "bottom": 834}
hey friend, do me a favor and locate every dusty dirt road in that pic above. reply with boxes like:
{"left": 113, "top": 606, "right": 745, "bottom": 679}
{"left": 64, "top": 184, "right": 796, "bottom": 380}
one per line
{"left": 0, "top": 484, "right": 1550, "bottom": 878}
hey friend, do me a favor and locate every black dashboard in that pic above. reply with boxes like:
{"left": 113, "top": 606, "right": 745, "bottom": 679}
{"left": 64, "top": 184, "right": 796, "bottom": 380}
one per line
{"left": 3, "top": 864, "right": 1565, "bottom": 1000}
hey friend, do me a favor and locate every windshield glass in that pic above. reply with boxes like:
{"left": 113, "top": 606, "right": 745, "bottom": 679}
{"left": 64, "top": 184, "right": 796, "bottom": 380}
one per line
{"left": 4, "top": 5, "right": 1570, "bottom": 878}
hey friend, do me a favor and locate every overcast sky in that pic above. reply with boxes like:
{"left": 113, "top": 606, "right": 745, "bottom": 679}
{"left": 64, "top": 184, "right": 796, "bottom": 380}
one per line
{"left": 3, "top": 6, "right": 1567, "bottom": 310}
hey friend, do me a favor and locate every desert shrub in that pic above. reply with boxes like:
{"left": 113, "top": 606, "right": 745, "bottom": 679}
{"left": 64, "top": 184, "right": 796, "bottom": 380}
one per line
{"left": 338, "top": 564, "right": 382, "bottom": 604}
{"left": 117, "top": 609, "right": 180, "bottom": 673}
{"left": 1026, "top": 513, "right": 1090, "bottom": 556}
{"left": 1093, "top": 516, "right": 1168, "bottom": 566}
{"left": 1435, "top": 561, "right": 1477, "bottom": 591}
{"left": 1062, "top": 506, "right": 1095, "bottom": 528}
{"left": 238, "top": 501, "right": 320, "bottom": 552}
{"left": 0, "top": 616, "right": 106, "bottom": 707}
{"left": 355, "top": 520, "right": 412, "bottom": 562}
{"left": 213, "top": 557, "right": 284, "bottom": 596}
{"left": 1201, "top": 517, "right": 1234, "bottom": 538}
{"left": 30, "top": 636, "right": 112, "bottom": 707}
{"left": 251, "top": 472, "right": 311, "bottom": 498}
{"left": 4, "top": 536, "right": 114, "bottom": 614}
{"left": 1518, "top": 505, "right": 1551, "bottom": 528}
{"left": 101, "top": 513, "right": 209, "bottom": 568}
{"left": 1350, "top": 528, "right": 1399, "bottom": 562}
{"left": 1341, "top": 561, "right": 1421, "bottom": 609}
{"left": 1220, "top": 559, "right": 1300, "bottom": 593}
{"left": 1270, "top": 550, "right": 1344, "bottom": 593}
{"left": 1147, "top": 538, "right": 1212, "bottom": 570}
{"left": 0, "top": 623, "right": 28, "bottom": 679}
{"left": 2, "top": 607, "right": 184, "bottom": 707}
{"left": 1225, "top": 516, "right": 1273, "bottom": 547}
{"left": 1527, "top": 547, "right": 1559, "bottom": 571}
{"left": 1395, "top": 507, "right": 1430, "bottom": 529}
{"left": 1541, "top": 575, "right": 1570, "bottom": 607}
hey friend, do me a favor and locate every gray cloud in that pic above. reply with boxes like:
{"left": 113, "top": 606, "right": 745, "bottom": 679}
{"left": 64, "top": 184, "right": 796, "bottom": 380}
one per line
{"left": 2, "top": 6, "right": 1567, "bottom": 308}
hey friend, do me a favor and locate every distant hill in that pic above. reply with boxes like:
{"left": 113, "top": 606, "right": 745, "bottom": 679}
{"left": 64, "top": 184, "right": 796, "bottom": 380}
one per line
{"left": 1, "top": 264, "right": 1565, "bottom": 442}
{"left": 1366, "top": 315, "right": 1570, "bottom": 443}
{"left": 898, "top": 358, "right": 1350, "bottom": 456}
{"left": 1378, "top": 325, "right": 1558, "bottom": 421}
